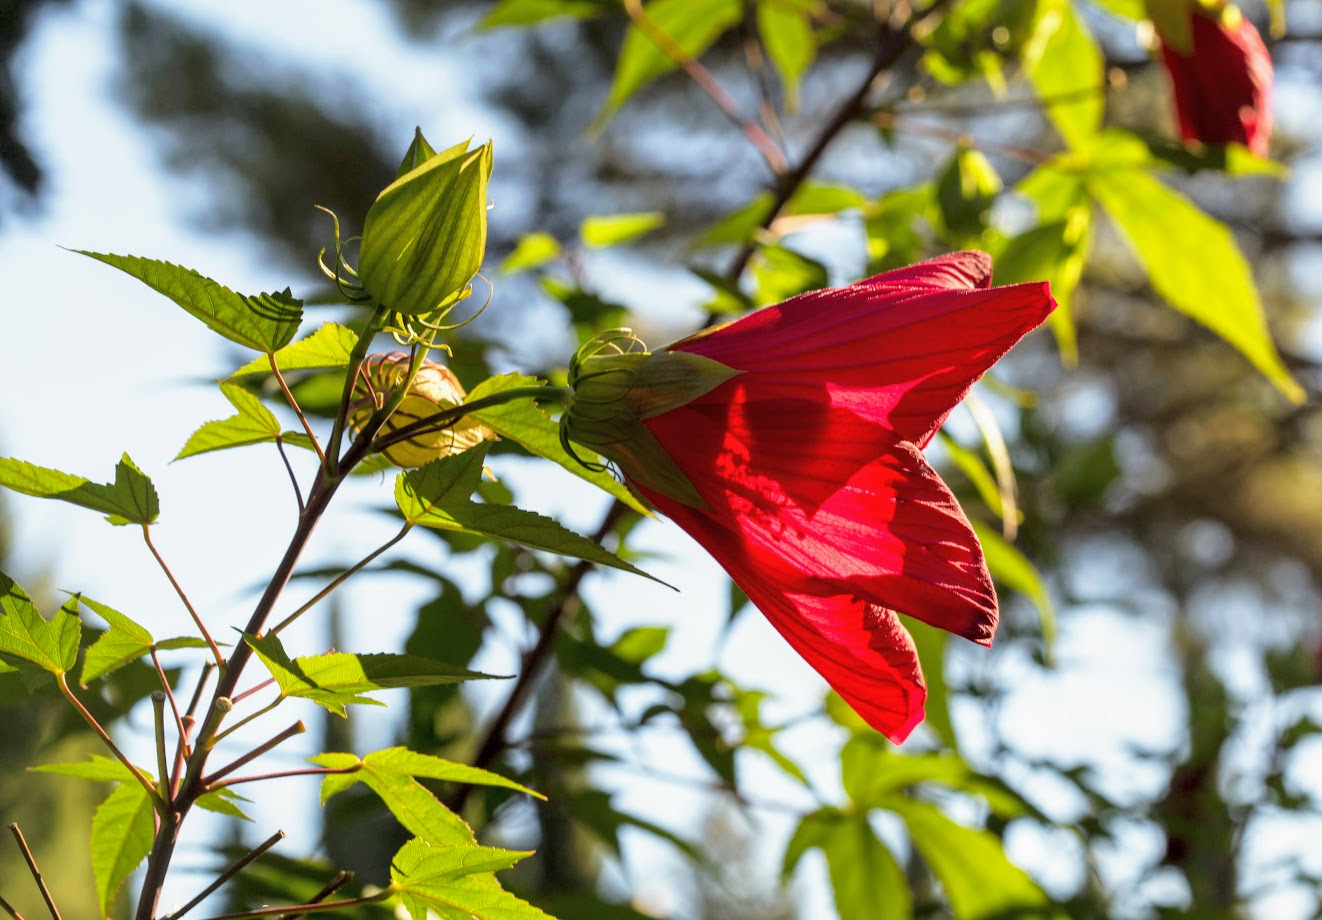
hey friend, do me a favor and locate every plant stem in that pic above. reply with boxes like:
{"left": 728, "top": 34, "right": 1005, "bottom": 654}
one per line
{"left": 326, "top": 304, "right": 387, "bottom": 470}
{"left": 151, "top": 650, "right": 188, "bottom": 757}
{"left": 163, "top": 831, "right": 285, "bottom": 920}
{"left": 230, "top": 676, "right": 276, "bottom": 705}
{"left": 0, "top": 892, "right": 25, "bottom": 920}
{"left": 203, "top": 722, "right": 306, "bottom": 786}
{"left": 268, "top": 523, "right": 412, "bottom": 635}
{"left": 211, "top": 698, "right": 282, "bottom": 745}
{"left": 274, "top": 439, "right": 305, "bottom": 512}
{"left": 152, "top": 692, "right": 171, "bottom": 800}
{"left": 448, "top": 500, "right": 628, "bottom": 812}
{"left": 277, "top": 872, "right": 352, "bottom": 920}
{"left": 206, "top": 765, "right": 359, "bottom": 792}
{"left": 269, "top": 353, "right": 326, "bottom": 466}
{"left": 7, "top": 825, "right": 60, "bottom": 920}
{"left": 142, "top": 526, "right": 225, "bottom": 669}
{"left": 56, "top": 674, "right": 164, "bottom": 811}
{"left": 184, "top": 662, "right": 217, "bottom": 721}
{"left": 195, "top": 890, "right": 391, "bottom": 920}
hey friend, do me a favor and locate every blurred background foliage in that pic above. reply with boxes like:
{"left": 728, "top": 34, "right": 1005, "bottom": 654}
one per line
{"left": 2, "top": 0, "right": 1321, "bottom": 917}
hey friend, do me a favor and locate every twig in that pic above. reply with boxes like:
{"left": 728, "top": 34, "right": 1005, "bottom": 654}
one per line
{"left": 163, "top": 831, "right": 285, "bottom": 920}
{"left": 622, "top": 0, "right": 787, "bottom": 173}
{"left": 203, "top": 722, "right": 306, "bottom": 787}
{"left": 269, "top": 354, "right": 326, "bottom": 467}
{"left": 195, "top": 890, "right": 391, "bottom": 920}
{"left": 56, "top": 674, "right": 165, "bottom": 811}
{"left": 0, "top": 891, "right": 25, "bottom": 920}
{"left": 869, "top": 110, "right": 1051, "bottom": 165}
{"left": 231, "top": 676, "right": 277, "bottom": 705}
{"left": 268, "top": 523, "right": 413, "bottom": 635}
{"left": 184, "top": 662, "right": 217, "bottom": 722}
{"left": 448, "top": 500, "right": 629, "bottom": 812}
{"left": 211, "top": 698, "right": 282, "bottom": 745}
{"left": 8, "top": 825, "right": 61, "bottom": 920}
{"left": 142, "top": 526, "right": 225, "bottom": 669}
{"left": 278, "top": 872, "right": 352, "bottom": 920}
{"left": 152, "top": 691, "right": 171, "bottom": 800}
{"left": 274, "top": 439, "right": 305, "bottom": 512}
{"left": 206, "top": 765, "right": 359, "bottom": 792}
{"left": 152, "top": 651, "right": 189, "bottom": 759}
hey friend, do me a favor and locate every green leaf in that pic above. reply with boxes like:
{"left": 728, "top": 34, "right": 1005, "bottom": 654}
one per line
{"left": 91, "top": 782, "right": 155, "bottom": 914}
{"left": 245, "top": 632, "right": 496, "bottom": 717}
{"left": 1027, "top": 1, "right": 1103, "bottom": 149}
{"left": 906, "top": 618, "right": 955, "bottom": 748}
{"left": 481, "top": 0, "right": 613, "bottom": 28}
{"left": 757, "top": 0, "right": 816, "bottom": 107}
{"left": 391, "top": 838, "right": 549, "bottom": 920}
{"left": 500, "top": 232, "right": 562, "bottom": 274}
{"left": 196, "top": 787, "right": 253, "bottom": 820}
{"left": 176, "top": 382, "right": 286, "bottom": 460}
{"left": 31, "top": 753, "right": 143, "bottom": 783}
{"left": 696, "top": 193, "right": 774, "bottom": 246}
{"left": 230, "top": 322, "right": 359, "bottom": 377}
{"left": 313, "top": 746, "right": 541, "bottom": 807}
{"left": 883, "top": 796, "right": 1057, "bottom": 919}
{"left": 77, "top": 251, "right": 302, "bottom": 351}
{"left": 466, "top": 374, "right": 651, "bottom": 515}
{"left": 1086, "top": 158, "right": 1304, "bottom": 403}
{"left": 971, "top": 522, "right": 1056, "bottom": 659}
{"left": 0, "top": 453, "right": 159, "bottom": 525}
{"left": 991, "top": 209, "right": 1090, "bottom": 366}
{"left": 0, "top": 574, "right": 80, "bottom": 675}
{"left": 77, "top": 595, "right": 155, "bottom": 684}
{"left": 397, "top": 445, "right": 661, "bottom": 583}
{"left": 598, "top": 0, "right": 743, "bottom": 125}
{"left": 784, "top": 808, "right": 912, "bottom": 919}
{"left": 751, "top": 245, "right": 828, "bottom": 306}
{"left": 359, "top": 140, "right": 493, "bottom": 317}
{"left": 580, "top": 211, "right": 666, "bottom": 248}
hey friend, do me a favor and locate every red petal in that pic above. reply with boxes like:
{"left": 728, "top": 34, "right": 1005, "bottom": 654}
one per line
{"left": 671, "top": 265, "right": 1054, "bottom": 447}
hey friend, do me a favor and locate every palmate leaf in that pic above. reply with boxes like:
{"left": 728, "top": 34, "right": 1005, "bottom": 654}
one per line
{"left": 0, "top": 574, "right": 79, "bottom": 676}
{"left": 78, "top": 251, "right": 303, "bottom": 352}
{"left": 175, "top": 382, "right": 313, "bottom": 460}
{"left": 466, "top": 374, "right": 650, "bottom": 515}
{"left": 77, "top": 594, "right": 207, "bottom": 685}
{"left": 783, "top": 808, "right": 912, "bottom": 920}
{"left": 0, "top": 454, "right": 158, "bottom": 525}
{"left": 245, "top": 632, "right": 497, "bottom": 717}
{"left": 91, "top": 782, "right": 155, "bottom": 915}
{"left": 230, "top": 322, "right": 360, "bottom": 377}
{"left": 390, "top": 838, "right": 550, "bottom": 920}
{"left": 311, "top": 747, "right": 541, "bottom": 849}
{"left": 396, "top": 444, "right": 661, "bottom": 583}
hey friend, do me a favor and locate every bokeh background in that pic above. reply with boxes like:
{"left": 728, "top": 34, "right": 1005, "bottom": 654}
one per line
{"left": 2, "top": 0, "right": 1322, "bottom": 917}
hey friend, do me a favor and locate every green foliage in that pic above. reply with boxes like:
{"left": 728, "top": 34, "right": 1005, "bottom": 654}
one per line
{"left": 176, "top": 381, "right": 310, "bottom": 460}
{"left": 579, "top": 211, "right": 666, "bottom": 247}
{"left": 76, "top": 594, "right": 206, "bottom": 684}
{"left": 77, "top": 251, "right": 302, "bottom": 352}
{"left": 0, "top": 574, "right": 80, "bottom": 677}
{"left": 0, "top": 454, "right": 159, "bottom": 525}
{"left": 230, "top": 322, "right": 360, "bottom": 376}
{"left": 1027, "top": 0, "right": 1103, "bottom": 149}
{"left": 501, "top": 232, "right": 562, "bottom": 274}
{"left": 90, "top": 781, "right": 155, "bottom": 914}
{"left": 391, "top": 838, "right": 550, "bottom": 920}
{"left": 245, "top": 631, "right": 496, "bottom": 716}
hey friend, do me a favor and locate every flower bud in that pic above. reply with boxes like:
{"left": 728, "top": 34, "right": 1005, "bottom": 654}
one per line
{"left": 561, "top": 343, "right": 741, "bottom": 508}
{"left": 358, "top": 135, "right": 493, "bottom": 316}
{"left": 350, "top": 353, "right": 492, "bottom": 468}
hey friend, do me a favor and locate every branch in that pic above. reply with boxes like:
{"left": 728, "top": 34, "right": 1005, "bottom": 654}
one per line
{"left": 56, "top": 674, "right": 165, "bottom": 812}
{"left": 195, "top": 890, "right": 390, "bottom": 920}
{"left": 269, "top": 353, "right": 326, "bottom": 467}
{"left": 203, "top": 722, "right": 307, "bottom": 786}
{"left": 142, "top": 526, "right": 225, "bottom": 669}
{"left": 7, "top": 825, "right": 60, "bottom": 920}
{"left": 163, "top": 831, "right": 285, "bottom": 920}
{"left": 277, "top": 872, "right": 352, "bottom": 920}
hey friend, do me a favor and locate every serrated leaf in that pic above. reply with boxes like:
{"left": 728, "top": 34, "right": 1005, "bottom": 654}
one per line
{"left": 91, "top": 782, "right": 155, "bottom": 914}
{"left": 598, "top": 0, "right": 743, "bottom": 125}
{"left": 883, "top": 796, "right": 1057, "bottom": 919}
{"left": 466, "top": 374, "right": 650, "bottom": 515}
{"left": 176, "top": 382, "right": 285, "bottom": 460}
{"left": 230, "top": 322, "right": 360, "bottom": 377}
{"left": 0, "top": 453, "right": 159, "bottom": 525}
{"left": 397, "top": 445, "right": 661, "bottom": 583}
{"left": 391, "top": 838, "right": 549, "bottom": 920}
{"left": 155, "top": 636, "right": 211, "bottom": 651}
{"left": 0, "top": 574, "right": 80, "bottom": 675}
{"left": 500, "top": 232, "right": 562, "bottom": 274}
{"left": 245, "top": 632, "right": 496, "bottom": 717}
{"left": 78, "top": 251, "right": 302, "bottom": 351}
{"left": 1086, "top": 158, "right": 1304, "bottom": 402}
{"left": 31, "top": 753, "right": 143, "bottom": 783}
{"left": 1027, "top": 1, "right": 1103, "bottom": 149}
{"left": 579, "top": 212, "right": 665, "bottom": 248}
{"left": 311, "top": 746, "right": 541, "bottom": 810}
{"left": 77, "top": 594, "right": 153, "bottom": 684}
{"left": 783, "top": 808, "right": 911, "bottom": 920}
{"left": 972, "top": 522, "right": 1056, "bottom": 658}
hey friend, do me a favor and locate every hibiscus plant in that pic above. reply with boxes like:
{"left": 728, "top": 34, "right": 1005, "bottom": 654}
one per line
{"left": 0, "top": 0, "right": 1307, "bottom": 918}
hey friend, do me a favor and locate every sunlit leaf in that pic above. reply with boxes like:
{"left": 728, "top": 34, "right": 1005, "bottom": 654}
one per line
{"left": 0, "top": 454, "right": 159, "bottom": 525}
{"left": 176, "top": 382, "right": 290, "bottom": 460}
{"left": 500, "top": 232, "right": 562, "bottom": 274}
{"left": 196, "top": 787, "right": 252, "bottom": 821}
{"left": 391, "top": 837, "right": 549, "bottom": 920}
{"left": 580, "top": 211, "right": 665, "bottom": 248}
{"left": 230, "top": 322, "right": 359, "bottom": 377}
{"left": 1027, "top": 1, "right": 1103, "bottom": 149}
{"left": 0, "top": 574, "right": 80, "bottom": 675}
{"left": 31, "top": 754, "right": 143, "bottom": 784}
{"left": 757, "top": 0, "right": 816, "bottom": 107}
{"left": 77, "top": 595, "right": 153, "bottom": 684}
{"left": 481, "top": 0, "right": 614, "bottom": 28}
{"left": 78, "top": 251, "right": 302, "bottom": 351}
{"left": 91, "top": 782, "right": 155, "bottom": 914}
{"left": 784, "top": 808, "right": 912, "bottom": 919}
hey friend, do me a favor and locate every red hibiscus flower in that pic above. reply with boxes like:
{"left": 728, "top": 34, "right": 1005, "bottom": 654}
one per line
{"left": 1158, "top": 4, "right": 1273, "bottom": 157}
{"left": 563, "top": 252, "right": 1055, "bottom": 741}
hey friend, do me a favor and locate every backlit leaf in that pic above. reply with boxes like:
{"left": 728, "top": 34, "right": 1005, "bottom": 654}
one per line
{"left": 78, "top": 251, "right": 302, "bottom": 352}
{"left": 176, "top": 382, "right": 289, "bottom": 460}
{"left": 91, "top": 782, "right": 155, "bottom": 914}
{"left": 783, "top": 808, "right": 912, "bottom": 920}
{"left": 391, "top": 837, "right": 549, "bottom": 920}
{"left": 1027, "top": 1, "right": 1103, "bottom": 149}
{"left": 230, "top": 322, "right": 360, "bottom": 376}
{"left": 0, "top": 574, "right": 80, "bottom": 675}
{"left": 500, "top": 232, "right": 562, "bottom": 274}
{"left": 0, "top": 454, "right": 159, "bottom": 525}
{"left": 78, "top": 595, "right": 153, "bottom": 684}
{"left": 580, "top": 212, "right": 665, "bottom": 248}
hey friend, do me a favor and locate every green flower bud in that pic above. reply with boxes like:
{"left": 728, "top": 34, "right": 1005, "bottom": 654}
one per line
{"left": 358, "top": 134, "right": 493, "bottom": 317}
{"left": 561, "top": 338, "right": 741, "bottom": 509}
{"left": 350, "top": 353, "right": 492, "bottom": 468}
